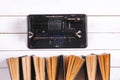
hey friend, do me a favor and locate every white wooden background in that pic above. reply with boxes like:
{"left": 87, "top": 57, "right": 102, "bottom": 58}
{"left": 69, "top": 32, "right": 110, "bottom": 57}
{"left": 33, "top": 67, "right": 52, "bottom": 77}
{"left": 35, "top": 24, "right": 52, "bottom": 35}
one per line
{"left": 0, "top": 0, "right": 120, "bottom": 79}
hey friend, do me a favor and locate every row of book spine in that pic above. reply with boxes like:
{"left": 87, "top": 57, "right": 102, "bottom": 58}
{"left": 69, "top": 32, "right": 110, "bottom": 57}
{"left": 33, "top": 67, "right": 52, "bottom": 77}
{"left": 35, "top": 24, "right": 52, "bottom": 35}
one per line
{"left": 7, "top": 53, "right": 110, "bottom": 80}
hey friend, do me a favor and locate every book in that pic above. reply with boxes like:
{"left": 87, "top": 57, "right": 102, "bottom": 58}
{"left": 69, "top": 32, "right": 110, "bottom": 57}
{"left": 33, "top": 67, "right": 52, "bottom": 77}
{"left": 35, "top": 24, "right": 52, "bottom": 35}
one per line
{"left": 21, "top": 56, "right": 31, "bottom": 80}
{"left": 86, "top": 54, "right": 97, "bottom": 80}
{"left": 7, "top": 57, "right": 19, "bottom": 80}
{"left": 7, "top": 56, "right": 32, "bottom": 80}
{"left": 74, "top": 56, "right": 88, "bottom": 80}
{"left": 45, "top": 56, "right": 58, "bottom": 80}
{"left": 64, "top": 56, "right": 69, "bottom": 76}
{"left": 65, "top": 55, "right": 85, "bottom": 80}
{"left": 7, "top": 54, "right": 110, "bottom": 80}
{"left": 98, "top": 53, "right": 110, "bottom": 80}
{"left": 56, "top": 55, "right": 65, "bottom": 80}
{"left": 32, "top": 56, "right": 45, "bottom": 80}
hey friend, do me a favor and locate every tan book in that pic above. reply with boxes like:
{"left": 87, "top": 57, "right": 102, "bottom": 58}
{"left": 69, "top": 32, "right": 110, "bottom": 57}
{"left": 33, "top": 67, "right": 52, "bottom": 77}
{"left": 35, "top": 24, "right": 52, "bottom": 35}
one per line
{"left": 98, "top": 53, "right": 110, "bottom": 80}
{"left": 66, "top": 55, "right": 85, "bottom": 80}
{"left": 86, "top": 54, "right": 97, "bottom": 80}
{"left": 32, "top": 56, "right": 45, "bottom": 80}
{"left": 7, "top": 57, "right": 19, "bottom": 80}
{"left": 86, "top": 54, "right": 110, "bottom": 80}
{"left": 46, "top": 56, "right": 58, "bottom": 80}
{"left": 22, "top": 56, "right": 31, "bottom": 80}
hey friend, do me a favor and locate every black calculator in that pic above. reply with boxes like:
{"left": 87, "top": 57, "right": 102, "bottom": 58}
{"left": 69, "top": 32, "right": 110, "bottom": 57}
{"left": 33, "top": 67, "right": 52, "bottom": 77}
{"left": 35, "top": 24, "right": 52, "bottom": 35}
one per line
{"left": 27, "top": 14, "right": 87, "bottom": 49}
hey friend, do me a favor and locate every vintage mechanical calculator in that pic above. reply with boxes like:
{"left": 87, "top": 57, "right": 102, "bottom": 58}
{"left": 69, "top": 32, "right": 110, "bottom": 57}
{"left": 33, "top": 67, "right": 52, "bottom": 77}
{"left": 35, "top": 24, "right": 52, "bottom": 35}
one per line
{"left": 28, "top": 14, "right": 87, "bottom": 48}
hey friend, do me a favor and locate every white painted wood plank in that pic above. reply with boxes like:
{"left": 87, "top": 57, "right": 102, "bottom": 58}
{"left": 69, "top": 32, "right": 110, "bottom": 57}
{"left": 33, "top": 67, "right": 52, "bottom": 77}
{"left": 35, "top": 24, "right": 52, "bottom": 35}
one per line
{"left": 0, "top": 34, "right": 27, "bottom": 50}
{"left": 88, "top": 16, "right": 120, "bottom": 32}
{"left": 0, "top": 17, "right": 27, "bottom": 33}
{"left": 0, "top": 16, "right": 120, "bottom": 33}
{"left": 0, "top": 69, "right": 11, "bottom": 80}
{"left": 0, "top": 50, "right": 119, "bottom": 67}
{"left": 110, "top": 68, "right": 120, "bottom": 80}
{"left": 0, "top": 33, "right": 120, "bottom": 50}
{"left": 0, "top": 0, "right": 120, "bottom": 15}
{"left": 0, "top": 68, "right": 119, "bottom": 80}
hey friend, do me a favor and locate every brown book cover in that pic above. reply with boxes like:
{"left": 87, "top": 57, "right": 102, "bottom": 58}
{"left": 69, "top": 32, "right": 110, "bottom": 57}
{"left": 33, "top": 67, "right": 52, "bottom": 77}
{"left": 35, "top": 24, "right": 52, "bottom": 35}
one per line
{"left": 31, "top": 56, "right": 36, "bottom": 80}
{"left": 74, "top": 56, "right": 88, "bottom": 80}
{"left": 95, "top": 60, "right": 102, "bottom": 80}
{"left": 19, "top": 57, "right": 24, "bottom": 80}
{"left": 56, "top": 55, "right": 65, "bottom": 80}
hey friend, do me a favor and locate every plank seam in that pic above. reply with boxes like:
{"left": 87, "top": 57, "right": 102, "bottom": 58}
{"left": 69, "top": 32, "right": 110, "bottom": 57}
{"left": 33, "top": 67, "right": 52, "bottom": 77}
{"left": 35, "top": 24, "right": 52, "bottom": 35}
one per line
{"left": 0, "top": 15, "right": 120, "bottom": 17}
{"left": 0, "top": 32, "right": 120, "bottom": 34}
{"left": 0, "top": 49, "right": 120, "bottom": 51}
